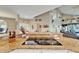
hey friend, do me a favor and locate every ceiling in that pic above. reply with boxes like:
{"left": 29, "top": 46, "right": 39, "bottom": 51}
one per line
{"left": 0, "top": 5, "right": 61, "bottom": 19}
{"left": 0, "top": 5, "right": 79, "bottom": 19}
{"left": 59, "top": 5, "right": 79, "bottom": 16}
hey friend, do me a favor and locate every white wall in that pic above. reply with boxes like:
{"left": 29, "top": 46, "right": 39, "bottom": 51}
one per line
{"left": 34, "top": 9, "right": 62, "bottom": 32}
{"left": 34, "top": 12, "right": 50, "bottom": 32}
{"left": 49, "top": 9, "right": 62, "bottom": 32}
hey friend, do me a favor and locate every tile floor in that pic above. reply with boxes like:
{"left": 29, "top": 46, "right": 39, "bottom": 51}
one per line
{"left": 10, "top": 49, "right": 74, "bottom": 53}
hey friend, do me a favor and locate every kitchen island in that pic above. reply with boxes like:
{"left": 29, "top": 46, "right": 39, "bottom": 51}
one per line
{"left": 0, "top": 32, "right": 79, "bottom": 52}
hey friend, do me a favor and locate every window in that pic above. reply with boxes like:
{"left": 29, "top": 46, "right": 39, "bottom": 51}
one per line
{"left": 35, "top": 19, "right": 42, "bottom": 22}
{"left": 0, "top": 20, "right": 7, "bottom": 33}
